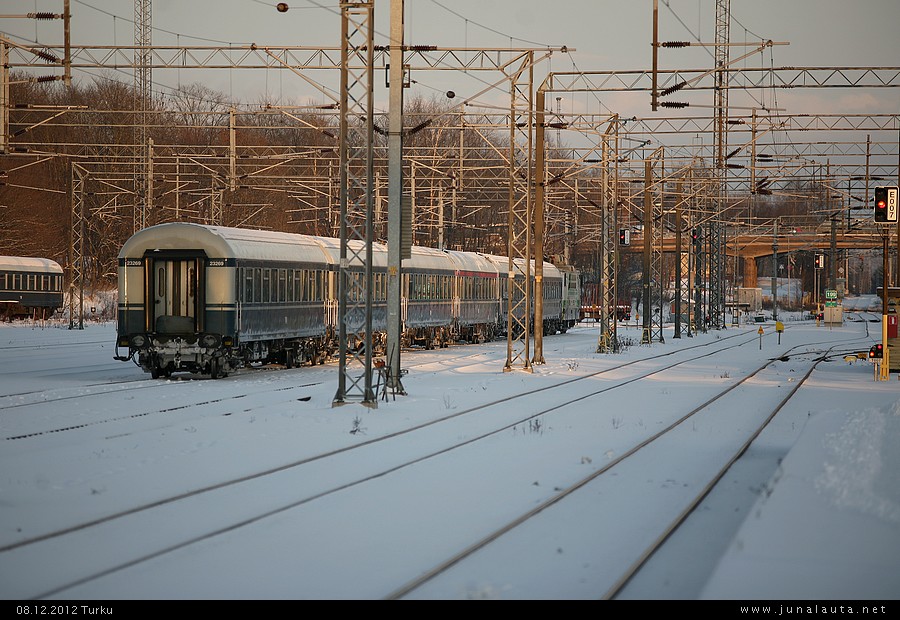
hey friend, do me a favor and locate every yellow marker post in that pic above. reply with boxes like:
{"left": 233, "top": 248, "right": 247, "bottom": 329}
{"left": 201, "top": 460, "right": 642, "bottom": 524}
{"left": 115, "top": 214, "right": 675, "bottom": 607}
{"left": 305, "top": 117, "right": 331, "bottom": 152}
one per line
{"left": 776, "top": 320, "right": 784, "bottom": 345}
{"left": 758, "top": 325, "right": 764, "bottom": 350}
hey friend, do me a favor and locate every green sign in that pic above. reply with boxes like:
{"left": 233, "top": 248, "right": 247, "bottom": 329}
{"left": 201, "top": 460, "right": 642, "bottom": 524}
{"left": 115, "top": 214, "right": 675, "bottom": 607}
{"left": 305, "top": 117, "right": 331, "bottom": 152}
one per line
{"left": 825, "top": 289, "right": 838, "bottom": 300}
{"left": 826, "top": 301, "right": 837, "bottom": 307}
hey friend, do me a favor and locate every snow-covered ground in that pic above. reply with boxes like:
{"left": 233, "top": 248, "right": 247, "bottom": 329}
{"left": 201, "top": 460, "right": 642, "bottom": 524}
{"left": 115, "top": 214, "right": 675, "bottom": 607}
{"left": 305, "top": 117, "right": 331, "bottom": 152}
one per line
{"left": 1, "top": 298, "right": 898, "bottom": 600}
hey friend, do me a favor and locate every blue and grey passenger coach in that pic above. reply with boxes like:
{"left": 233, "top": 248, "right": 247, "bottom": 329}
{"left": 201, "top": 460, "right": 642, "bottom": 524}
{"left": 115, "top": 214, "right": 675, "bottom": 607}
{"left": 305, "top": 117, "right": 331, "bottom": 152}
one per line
{"left": 115, "top": 222, "right": 580, "bottom": 378}
{"left": 0, "top": 256, "right": 64, "bottom": 321}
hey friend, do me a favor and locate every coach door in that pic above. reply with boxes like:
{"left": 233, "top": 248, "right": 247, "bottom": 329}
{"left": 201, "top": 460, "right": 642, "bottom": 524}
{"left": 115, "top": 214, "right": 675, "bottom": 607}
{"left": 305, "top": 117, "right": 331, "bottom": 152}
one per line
{"left": 148, "top": 256, "right": 201, "bottom": 334}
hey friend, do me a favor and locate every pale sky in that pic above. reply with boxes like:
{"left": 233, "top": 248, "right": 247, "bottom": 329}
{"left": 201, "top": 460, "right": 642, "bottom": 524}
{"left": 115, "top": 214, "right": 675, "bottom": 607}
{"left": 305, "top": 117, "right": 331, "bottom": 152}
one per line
{"left": 3, "top": 0, "right": 899, "bottom": 117}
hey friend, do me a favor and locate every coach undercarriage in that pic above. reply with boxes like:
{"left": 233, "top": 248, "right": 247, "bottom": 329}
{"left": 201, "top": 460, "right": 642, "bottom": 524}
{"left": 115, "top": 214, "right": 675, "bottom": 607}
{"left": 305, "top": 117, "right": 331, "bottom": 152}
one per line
{"left": 130, "top": 318, "right": 513, "bottom": 379}
{"left": 135, "top": 332, "right": 338, "bottom": 379}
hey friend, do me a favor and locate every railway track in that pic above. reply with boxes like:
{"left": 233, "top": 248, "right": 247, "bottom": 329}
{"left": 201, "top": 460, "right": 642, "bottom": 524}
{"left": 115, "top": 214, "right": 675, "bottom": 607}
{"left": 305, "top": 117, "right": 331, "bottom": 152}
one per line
{"left": 1, "top": 380, "right": 325, "bottom": 441}
{"left": 385, "top": 337, "right": 865, "bottom": 599}
{"left": 0, "top": 323, "right": 873, "bottom": 599}
{"left": 0, "top": 344, "right": 512, "bottom": 440}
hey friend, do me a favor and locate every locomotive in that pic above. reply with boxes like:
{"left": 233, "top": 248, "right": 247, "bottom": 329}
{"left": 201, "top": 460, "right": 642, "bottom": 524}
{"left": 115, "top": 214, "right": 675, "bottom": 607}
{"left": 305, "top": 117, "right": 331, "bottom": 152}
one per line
{"left": 114, "top": 223, "right": 580, "bottom": 378}
{"left": 0, "top": 256, "right": 65, "bottom": 321}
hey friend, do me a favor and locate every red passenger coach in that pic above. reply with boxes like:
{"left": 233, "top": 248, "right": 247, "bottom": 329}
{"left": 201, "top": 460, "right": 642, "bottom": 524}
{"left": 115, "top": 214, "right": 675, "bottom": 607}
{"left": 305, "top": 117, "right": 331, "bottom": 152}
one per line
{"left": 579, "top": 283, "right": 631, "bottom": 322}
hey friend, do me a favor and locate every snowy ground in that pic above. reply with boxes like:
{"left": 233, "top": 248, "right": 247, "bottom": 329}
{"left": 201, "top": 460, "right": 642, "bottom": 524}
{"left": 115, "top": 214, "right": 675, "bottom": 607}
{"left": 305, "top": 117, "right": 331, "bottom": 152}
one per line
{"left": 1, "top": 298, "right": 898, "bottom": 600}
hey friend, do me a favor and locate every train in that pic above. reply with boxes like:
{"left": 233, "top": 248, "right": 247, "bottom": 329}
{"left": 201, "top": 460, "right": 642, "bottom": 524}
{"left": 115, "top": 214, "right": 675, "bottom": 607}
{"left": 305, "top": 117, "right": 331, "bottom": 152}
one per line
{"left": 114, "top": 222, "right": 582, "bottom": 378}
{"left": 0, "top": 256, "right": 65, "bottom": 321}
{"left": 579, "top": 282, "right": 632, "bottom": 322}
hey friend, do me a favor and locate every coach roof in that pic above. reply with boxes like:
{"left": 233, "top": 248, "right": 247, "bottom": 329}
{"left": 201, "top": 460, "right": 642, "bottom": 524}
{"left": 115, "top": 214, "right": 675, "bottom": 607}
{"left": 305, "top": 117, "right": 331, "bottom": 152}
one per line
{"left": 0, "top": 256, "right": 64, "bottom": 274}
{"left": 118, "top": 223, "right": 333, "bottom": 265}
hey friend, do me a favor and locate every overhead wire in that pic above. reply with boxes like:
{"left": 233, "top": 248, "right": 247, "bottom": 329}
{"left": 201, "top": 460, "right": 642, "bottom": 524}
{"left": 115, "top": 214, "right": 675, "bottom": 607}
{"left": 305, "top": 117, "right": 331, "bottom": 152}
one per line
{"left": 426, "top": 0, "right": 553, "bottom": 49}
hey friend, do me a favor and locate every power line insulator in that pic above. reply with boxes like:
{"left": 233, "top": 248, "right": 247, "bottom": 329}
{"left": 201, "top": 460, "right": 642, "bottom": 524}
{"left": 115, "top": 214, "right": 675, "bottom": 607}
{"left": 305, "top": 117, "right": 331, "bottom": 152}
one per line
{"left": 660, "top": 81, "right": 687, "bottom": 96}
{"left": 32, "top": 48, "right": 61, "bottom": 63}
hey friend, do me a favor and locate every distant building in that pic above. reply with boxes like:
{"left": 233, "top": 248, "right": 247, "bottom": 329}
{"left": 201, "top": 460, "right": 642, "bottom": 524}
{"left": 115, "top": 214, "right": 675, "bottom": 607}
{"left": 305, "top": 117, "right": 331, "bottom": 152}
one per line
{"left": 737, "top": 287, "right": 762, "bottom": 312}
{"left": 760, "top": 278, "right": 803, "bottom": 309}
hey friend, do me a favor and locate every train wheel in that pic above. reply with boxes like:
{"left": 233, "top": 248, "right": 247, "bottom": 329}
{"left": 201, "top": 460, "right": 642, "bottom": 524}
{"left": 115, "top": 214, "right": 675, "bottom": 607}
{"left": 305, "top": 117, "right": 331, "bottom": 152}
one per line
{"left": 151, "top": 365, "right": 171, "bottom": 379}
{"left": 284, "top": 349, "right": 294, "bottom": 369}
{"left": 211, "top": 357, "right": 228, "bottom": 379}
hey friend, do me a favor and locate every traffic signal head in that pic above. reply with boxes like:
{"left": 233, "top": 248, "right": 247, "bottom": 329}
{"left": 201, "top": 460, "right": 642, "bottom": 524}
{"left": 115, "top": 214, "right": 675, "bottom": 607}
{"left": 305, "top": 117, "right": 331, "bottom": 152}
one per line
{"left": 691, "top": 227, "right": 701, "bottom": 244}
{"left": 815, "top": 254, "right": 824, "bottom": 269}
{"left": 875, "top": 186, "right": 888, "bottom": 223}
{"left": 869, "top": 343, "right": 884, "bottom": 359}
{"left": 619, "top": 229, "right": 630, "bottom": 246}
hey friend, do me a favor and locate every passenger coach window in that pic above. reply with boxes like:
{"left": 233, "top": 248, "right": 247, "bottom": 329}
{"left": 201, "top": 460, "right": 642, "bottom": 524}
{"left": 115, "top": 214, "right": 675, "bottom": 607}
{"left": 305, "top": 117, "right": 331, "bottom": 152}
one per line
{"left": 243, "top": 268, "right": 253, "bottom": 302}
{"left": 415, "top": 274, "right": 424, "bottom": 299}
{"left": 158, "top": 267, "right": 165, "bottom": 298}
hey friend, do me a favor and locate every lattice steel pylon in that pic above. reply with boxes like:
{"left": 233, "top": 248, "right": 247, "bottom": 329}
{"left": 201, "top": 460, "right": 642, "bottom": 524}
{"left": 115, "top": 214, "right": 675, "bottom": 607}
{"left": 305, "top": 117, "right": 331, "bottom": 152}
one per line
{"left": 533, "top": 87, "right": 547, "bottom": 365}
{"left": 674, "top": 176, "right": 692, "bottom": 338}
{"left": 0, "top": 43, "right": 8, "bottom": 155}
{"left": 598, "top": 128, "right": 620, "bottom": 353}
{"left": 333, "top": 1, "right": 377, "bottom": 407}
{"left": 641, "top": 147, "right": 665, "bottom": 344}
{"left": 68, "top": 162, "right": 87, "bottom": 330}
{"left": 709, "top": 0, "right": 730, "bottom": 330}
{"left": 504, "top": 53, "right": 534, "bottom": 373}
{"left": 134, "top": 0, "right": 151, "bottom": 230}
{"left": 694, "top": 168, "right": 710, "bottom": 333}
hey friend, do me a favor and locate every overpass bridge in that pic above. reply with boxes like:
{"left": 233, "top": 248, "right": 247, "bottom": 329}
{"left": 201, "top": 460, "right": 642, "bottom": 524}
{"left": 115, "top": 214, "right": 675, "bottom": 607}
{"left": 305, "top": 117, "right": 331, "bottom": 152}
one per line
{"left": 623, "top": 228, "right": 892, "bottom": 289}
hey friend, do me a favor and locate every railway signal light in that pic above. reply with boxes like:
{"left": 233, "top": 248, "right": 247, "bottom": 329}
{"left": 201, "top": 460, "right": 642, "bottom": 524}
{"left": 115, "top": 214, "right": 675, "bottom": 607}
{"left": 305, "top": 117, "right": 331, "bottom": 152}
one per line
{"left": 875, "top": 187, "right": 888, "bottom": 223}
{"left": 691, "top": 227, "right": 701, "bottom": 245}
{"left": 869, "top": 343, "right": 883, "bottom": 359}
{"left": 874, "top": 186, "right": 898, "bottom": 224}
{"left": 815, "top": 254, "right": 824, "bottom": 269}
{"left": 619, "top": 229, "right": 630, "bottom": 246}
